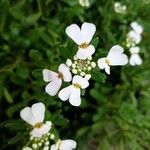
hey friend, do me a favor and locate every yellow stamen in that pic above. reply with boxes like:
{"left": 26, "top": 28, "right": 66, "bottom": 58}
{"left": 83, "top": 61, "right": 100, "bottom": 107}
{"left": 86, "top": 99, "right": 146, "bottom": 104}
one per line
{"left": 34, "top": 122, "right": 43, "bottom": 128}
{"left": 73, "top": 83, "right": 81, "bottom": 89}
{"left": 58, "top": 72, "right": 64, "bottom": 79}
{"left": 105, "top": 59, "right": 110, "bottom": 65}
{"left": 79, "top": 43, "right": 89, "bottom": 49}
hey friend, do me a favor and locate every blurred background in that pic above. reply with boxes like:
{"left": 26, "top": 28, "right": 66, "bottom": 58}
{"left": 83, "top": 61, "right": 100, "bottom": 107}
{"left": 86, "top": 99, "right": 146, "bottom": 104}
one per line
{"left": 0, "top": 0, "right": 150, "bottom": 149}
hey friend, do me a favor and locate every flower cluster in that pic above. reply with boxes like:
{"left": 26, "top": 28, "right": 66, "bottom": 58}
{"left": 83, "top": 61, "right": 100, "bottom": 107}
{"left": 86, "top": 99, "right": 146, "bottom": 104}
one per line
{"left": 126, "top": 22, "right": 143, "bottom": 66}
{"left": 114, "top": 2, "right": 127, "bottom": 14}
{"left": 21, "top": 102, "right": 76, "bottom": 150}
{"left": 43, "top": 22, "right": 128, "bottom": 106}
{"left": 79, "top": 0, "right": 90, "bottom": 8}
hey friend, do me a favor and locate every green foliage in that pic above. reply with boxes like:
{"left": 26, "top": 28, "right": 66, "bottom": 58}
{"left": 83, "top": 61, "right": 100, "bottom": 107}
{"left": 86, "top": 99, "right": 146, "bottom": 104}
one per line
{"left": 0, "top": 0, "right": 150, "bottom": 149}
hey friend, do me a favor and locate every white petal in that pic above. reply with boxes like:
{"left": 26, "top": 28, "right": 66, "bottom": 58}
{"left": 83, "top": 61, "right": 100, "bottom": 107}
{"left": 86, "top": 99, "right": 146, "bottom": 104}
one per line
{"left": 31, "top": 102, "right": 45, "bottom": 123}
{"left": 127, "top": 31, "right": 141, "bottom": 44}
{"left": 22, "top": 147, "right": 32, "bottom": 150}
{"left": 45, "top": 79, "right": 62, "bottom": 96}
{"left": 81, "top": 22, "right": 96, "bottom": 44}
{"left": 58, "top": 85, "right": 73, "bottom": 101}
{"left": 20, "top": 107, "right": 36, "bottom": 126}
{"left": 65, "top": 24, "right": 82, "bottom": 45}
{"left": 42, "top": 69, "right": 58, "bottom": 82}
{"left": 60, "top": 140, "right": 77, "bottom": 150}
{"left": 76, "top": 45, "right": 95, "bottom": 60}
{"left": 107, "top": 45, "right": 128, "bottom": 66}
{"left": 31, "top": 123, "right": 51, "bottom": 138}
{"left": 97, "top": 58, "right": 107, "bottom": 69}
{"left": 129, "top": 54, "right": 142, "bottom": 66}
{"left": 69, "top": 88, "right": 81, "bottom": 106}
{"left": 58, "top": 64, "right": 72, "bottom": 82}
{"left": 129, "top": 46, "right": 140, "bottom": 54}
{"left": 105, "top": 65, "right": 110, "bottom": 74}
{"left": 72, "top": 75, "right": 89, "bottom": 89}
{"left": 130, "top": 22, "right": 143, "bottom": 34}
{"left": 50, "top": 145, "right": 57, "bottom": 150}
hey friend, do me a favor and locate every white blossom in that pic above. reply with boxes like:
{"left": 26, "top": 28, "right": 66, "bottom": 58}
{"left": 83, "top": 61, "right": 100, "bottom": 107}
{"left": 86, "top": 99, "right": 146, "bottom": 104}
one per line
{"left": 66, "top": 22, "right": 96, "bottom": 60}
{"left": 97, "top": 45, "right": 128, "bottom": 74}
{"left": 130, "top": 21, "right": 143, "bottom": 35}
{"left": 20, "top": 103, "right": 52, "bottom": 138}
{"left": 58, "top": 75, "right": 89, "bottom": 106}
{"left": 114, "top": 2, "right": 127, "bottom": 14}
{"left": 43, "top": 64, "right": 72, "bottom": 96}
{"left": 79, "top": 0, "right": 90, "bottom": 8}
{"left": 51, "top": 139, "right": 77, "bottom": 150}
{"left": 129, "top": 47, "right": 142, "bottom": 66}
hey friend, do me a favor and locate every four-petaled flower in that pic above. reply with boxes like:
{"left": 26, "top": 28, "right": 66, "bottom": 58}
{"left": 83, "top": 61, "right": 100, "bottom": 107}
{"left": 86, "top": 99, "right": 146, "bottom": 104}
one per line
{"left": 43, "top": 64, "right": 72, "bottom": 96}
{"left": 20, "top": 102, "right": 52, "bottom": 138}
{"left": 129, "top": 46, "right": 142, "bottom": 66}
{"left": 58, "top": 75, "right": 89, "bottom": 106}
{"left": 51, "top": 139, "right": 77, "bottom": 150}
{"left": 97, "top": 45, "right": 128, "bottom": 74}
{"left": 66, "top": 22, "right": 96, "bottom": 60}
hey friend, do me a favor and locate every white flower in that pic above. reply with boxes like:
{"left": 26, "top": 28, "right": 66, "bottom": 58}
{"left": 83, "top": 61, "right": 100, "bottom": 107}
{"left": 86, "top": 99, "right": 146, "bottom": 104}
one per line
{"left": 97, "top": 45, "right": 128, "bottom": 74}
{"left": 130, "top": 22, "right": 143, "bottom": 35}
{"left": 129, "top": 47, "right": 142, "bottom": 66}
{"left": 114, "top": 2, "right": 127, "bottom": 14}
{"left": 20, "top": 103, "right": 52, "bottom": 138}
{"left": 66, "top": 22, "right": 96, "bottom": 60}
{"left": 51, "top": 139, "right": 77, "bottom": 150}
{"left": 79, "top": 0, "right": 90, "bottom": 8}
{"left": 43, "top": 64, "right": 72, "bottom": 96}
{"left": 127, "top": 30, "right": 142, "bottom": 45}
{"left": 58, "top": 75, "right": 89, "bottom": 106}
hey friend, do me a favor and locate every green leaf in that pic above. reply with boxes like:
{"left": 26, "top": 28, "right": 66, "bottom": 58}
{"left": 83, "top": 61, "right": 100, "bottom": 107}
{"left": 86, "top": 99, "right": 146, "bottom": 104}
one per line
{"left": 91, "top": 70, "right": 106, "bottom": 83}
{"left": 91, "top": 37, "right": 99, "bottom": 48}
{"left": 3, "top": 88, "right": 13, "bottom": 103}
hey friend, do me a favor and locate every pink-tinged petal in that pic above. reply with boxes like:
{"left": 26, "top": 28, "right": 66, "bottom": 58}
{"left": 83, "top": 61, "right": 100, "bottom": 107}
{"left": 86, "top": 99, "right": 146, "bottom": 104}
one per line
{"left": 45, "top": 79, "right": 62, "bottom": 96}
{"left": 42, "top": 69, "right": 58, "bottom": 82}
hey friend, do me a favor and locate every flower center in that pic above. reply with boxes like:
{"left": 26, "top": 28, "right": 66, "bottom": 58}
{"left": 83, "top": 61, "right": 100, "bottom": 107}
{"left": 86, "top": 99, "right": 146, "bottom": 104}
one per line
{"left": 58, "top": 72, "right": 64, "bottom": 79}
{"left": 105, "top": 59, "right": 110, "bottom": 65}
{"left": 79, "top": 42, "right": 89, "bottom": 49}
{"left": 73, "top": 83, "right": 81, "bottom": 89}
{"left": 34, "top": 122, "right": 43, "bottom": 128}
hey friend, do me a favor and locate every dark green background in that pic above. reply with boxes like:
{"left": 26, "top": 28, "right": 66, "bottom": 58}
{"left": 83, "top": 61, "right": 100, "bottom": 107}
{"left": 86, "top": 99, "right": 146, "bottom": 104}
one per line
{"left": 0, "top": 0, "right": 150, "bottom": 149}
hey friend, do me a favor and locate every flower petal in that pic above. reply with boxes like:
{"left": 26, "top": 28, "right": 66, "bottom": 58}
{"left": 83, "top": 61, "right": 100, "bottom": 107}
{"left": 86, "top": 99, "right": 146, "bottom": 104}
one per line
{"left": 45, "top": 79, "right": 62, "bottom": 96}
{"left": 72, "top": 75, "right": 89, "bottom": 89}
{"left": 31, "top": 123, "right": 51, "bottom": 138}
{"left": 65, "top": 24, "right": 82, "bottom": 45}
{"left": 130, "top": 22, "right": 143, "bottom": 34}
{"left": 58, "top": 85, "right": 73, "bottom": 101}
{"left": 69, "top": 88, "right": 81, "bottom": 106}
{"left": 60, "top": 140, "right": 77, "bottom": 150}
{"left": 58, "top": 64, "right": 72, "bottom": 82}
{"left": 107, "top": 45, "right": 128, "bottom": 66}
{"left": 31, "top": 102, "right": 45, "bottom": 123}
{"left": 97, "top": 58, "right": 107, "bottom": 69}
{"left": 129, "top": 54, "right": 142, "bottom": 66}
{"left": 20, "top": 107, "right": 36, "bottom": 126}
{"left": 81, "top": 22, "right": 96, "bottom": 44}
{"left": 76, "top": 45, "right": 95, "bottom": 60}
{"left": 105, "top": 65, "right": 110, "bottom": 74}
{"left": 127, "top": 31, "right": 141, "bottom": 44}
{"left": 42, "top": 69, "right": 58, "bottom": 82}
{"left": 129, "top": 46, "right": 140, "bottom": 54}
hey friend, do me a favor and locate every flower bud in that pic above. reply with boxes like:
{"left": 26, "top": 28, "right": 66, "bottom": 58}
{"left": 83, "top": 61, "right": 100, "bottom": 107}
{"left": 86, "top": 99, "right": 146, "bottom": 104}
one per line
{"left": 72, "top": 69, "right": 77, "bottom": 74}
{"left": 85, "top": 74, "right": 91, "bottom": 80}
{"left": 66, "top": 59, "right": 72, "bottom": 67}
{"left": 91, "top": 62, "right": 96, "bottom": 68}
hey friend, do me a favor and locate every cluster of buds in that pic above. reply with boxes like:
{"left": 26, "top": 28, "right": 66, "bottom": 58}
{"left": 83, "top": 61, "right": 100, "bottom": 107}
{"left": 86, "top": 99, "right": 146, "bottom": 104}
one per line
{"left": 114, "top": 2, "right": 127, "bottom": 14}
{"left": 66, "top": 56, "right": 96, "bottom": 80}
{"left": 126, "top": 22, "right": 143, "bottom": 66}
